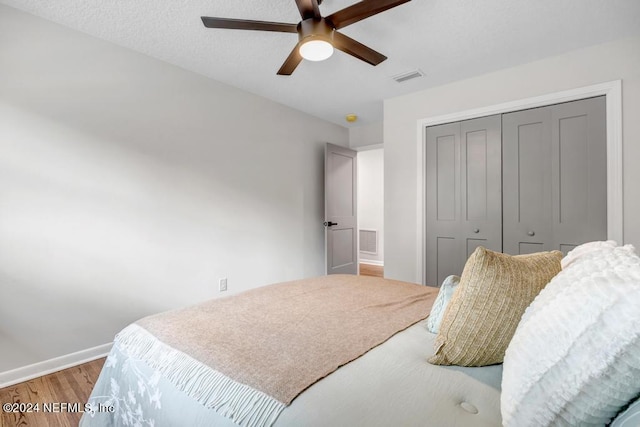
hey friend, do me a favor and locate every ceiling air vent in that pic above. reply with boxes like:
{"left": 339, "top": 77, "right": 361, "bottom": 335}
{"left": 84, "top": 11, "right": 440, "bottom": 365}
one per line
{"left": 392, "top": 69, "right": 424, "bottom": 83}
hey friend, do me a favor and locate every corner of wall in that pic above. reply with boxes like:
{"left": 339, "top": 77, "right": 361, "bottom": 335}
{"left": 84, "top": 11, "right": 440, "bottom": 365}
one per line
{"left": 349, "top": 121, "right": 384, "bottom": 149}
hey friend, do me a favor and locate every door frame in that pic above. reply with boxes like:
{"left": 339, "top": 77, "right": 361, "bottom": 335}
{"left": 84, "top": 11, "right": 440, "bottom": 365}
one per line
{"left": 415, "top": 80, "right": 623, "bottom": 285}
{"left": 354, "top": 144, "right": 385, "bottom": 271}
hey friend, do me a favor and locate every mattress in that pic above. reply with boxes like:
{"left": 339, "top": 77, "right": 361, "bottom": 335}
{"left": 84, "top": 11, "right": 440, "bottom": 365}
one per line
{"left": 80, "top": 318, "right": 502, "bottom": 427}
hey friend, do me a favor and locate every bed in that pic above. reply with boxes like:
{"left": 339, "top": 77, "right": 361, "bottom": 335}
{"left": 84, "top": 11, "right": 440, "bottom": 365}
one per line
{"left": 80, "top": 241, "right": 640, "bottom": 427}
{"left": 79, "top": 274, "right": 502, "bottom": 427}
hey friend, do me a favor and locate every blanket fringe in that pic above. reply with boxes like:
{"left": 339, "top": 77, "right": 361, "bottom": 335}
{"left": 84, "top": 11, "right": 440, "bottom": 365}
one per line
{"left": 115, "top": 324, "right": 286, "bottom": 427}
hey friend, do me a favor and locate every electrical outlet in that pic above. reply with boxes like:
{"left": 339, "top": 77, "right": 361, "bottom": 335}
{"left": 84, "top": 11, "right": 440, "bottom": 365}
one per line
{"left": 219, "top": 278, "right": 227, "bottom": 292}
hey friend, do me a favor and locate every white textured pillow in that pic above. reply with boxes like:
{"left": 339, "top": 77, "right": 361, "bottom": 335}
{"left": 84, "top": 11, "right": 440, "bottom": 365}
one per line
{"left": 561, "top": 239, "right": 618, "bottom": 269}
{"left": 502, "top": 244, "right": 640, "bottom": 427}
{"left": 426, "top": 275, "right": 460, "bottom": 333}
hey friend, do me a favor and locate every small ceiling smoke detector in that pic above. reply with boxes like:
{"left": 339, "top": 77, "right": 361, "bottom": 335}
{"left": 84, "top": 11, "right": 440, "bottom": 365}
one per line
{"left": 392, "top": 69, "right": 424, "bottom": 83}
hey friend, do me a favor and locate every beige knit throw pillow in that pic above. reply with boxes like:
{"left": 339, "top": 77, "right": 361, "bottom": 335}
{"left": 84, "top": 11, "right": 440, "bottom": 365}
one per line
{"left": 428, "top": 247, "right": 562, "bottom": 366}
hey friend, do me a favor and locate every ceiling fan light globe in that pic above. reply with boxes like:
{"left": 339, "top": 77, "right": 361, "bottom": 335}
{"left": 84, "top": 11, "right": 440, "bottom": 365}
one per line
{"left": 299, "top": 40, "right": 334, "bottom": 61}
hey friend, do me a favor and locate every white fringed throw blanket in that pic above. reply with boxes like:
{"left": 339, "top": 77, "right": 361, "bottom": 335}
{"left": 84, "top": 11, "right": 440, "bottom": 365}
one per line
{"left": 115, "top": 274, "right": 437, "bottom": 427}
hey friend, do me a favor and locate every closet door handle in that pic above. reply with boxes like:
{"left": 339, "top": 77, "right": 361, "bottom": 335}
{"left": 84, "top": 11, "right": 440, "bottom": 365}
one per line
{"left": 527, "top": 231, "right": 535, "bottom": 236}
{"left": 473, "top": 228, "right": 480, "bottom": 234}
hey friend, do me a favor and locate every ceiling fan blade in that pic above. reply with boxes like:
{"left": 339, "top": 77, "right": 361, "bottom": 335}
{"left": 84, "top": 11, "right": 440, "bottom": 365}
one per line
{"left": 295, "top": 0, "right": 322, "bottom": 20}
{"left": 332, "top": 31, "right": 387, "bottom": 65}
{"left": 277, "top": 44, "right": 304, "bottom": 75}
{"left": 201, "top": 17, "right": 298, "bottom": 33}
{"left": 326, "top": 0, "right": 411, "bottom": 30}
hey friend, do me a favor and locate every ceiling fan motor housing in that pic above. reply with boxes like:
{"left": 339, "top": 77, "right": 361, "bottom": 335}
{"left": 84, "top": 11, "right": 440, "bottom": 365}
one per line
{"left": 298, "top": 18, "right": 335, "bottom": 44}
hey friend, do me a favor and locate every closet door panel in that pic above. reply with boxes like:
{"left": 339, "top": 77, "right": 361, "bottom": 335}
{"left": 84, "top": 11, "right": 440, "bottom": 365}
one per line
{"left": 460, "top": 115, "right": 502, "bottom": 254}
{"left": 551, "top": 96, "right": 607, "bottom": 253}
{"left": 426, "top": 116, "right": 502, "bottom": 287}
{"left": 436, "top": 135, "right": 457, "bottom": 221}
{"left": 503, "top": 108, "right": 553, "bottom": 255}
{"left": 426, "top": 123, "right": 463, "bottom": 287}
{"left": 465, "top": 131, "right": 488, "bottom": 220}
{"left": 503, "top": 96, "right": 607, "bottom": 256}
{"left": 436, "top": 237, "right": 459, "bottom": 285}
{"left": 519, "top": 242, "right": 544, "bottom": 254}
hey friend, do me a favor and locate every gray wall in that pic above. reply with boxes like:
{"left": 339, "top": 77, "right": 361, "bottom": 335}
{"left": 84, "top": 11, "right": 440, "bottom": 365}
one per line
{"left": 0, "top": 5, "right": 348, "bottom": 372}
{"left": 384, "top": 36, "right": 640, "bottom": 283}
{"left": 349, "top": 121, "right": 383, "bottom": 149}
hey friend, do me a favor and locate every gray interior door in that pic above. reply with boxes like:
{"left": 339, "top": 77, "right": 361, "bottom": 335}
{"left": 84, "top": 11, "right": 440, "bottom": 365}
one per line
{"left": 325, "top": 143, "right": 358, "bottom": 275}
{"left": 502, "top": 107, "right": 553, "bottom": 254}
{"left": 426, "top": 122, "right": 462, "bottom": 287}
{"left": 460, "top": 116, "right": 503, "bottom": 257}
{"left": 503, "top": 96, "right": 607, "bottom": 255}
{"left": 425, "top": 115, "right": 502, "bottom": 286}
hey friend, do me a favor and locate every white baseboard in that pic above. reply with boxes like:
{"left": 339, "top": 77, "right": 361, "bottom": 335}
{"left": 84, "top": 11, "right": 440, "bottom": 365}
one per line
{"left": 0, "top": 342, "right": 113, "bottom": 389}
{"left": 359, "top": 260, "right": 384, "bottom": 266}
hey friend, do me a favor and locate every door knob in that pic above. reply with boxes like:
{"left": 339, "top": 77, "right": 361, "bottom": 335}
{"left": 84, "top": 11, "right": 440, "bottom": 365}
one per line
{"left": 527, "top": 231, "right": 535, "bottom": 236}
{"left": 473, "top": 228, "right": 480, "bottom": 233}
{"left": 324, "top": 221, "right": 338, "bottom": 227}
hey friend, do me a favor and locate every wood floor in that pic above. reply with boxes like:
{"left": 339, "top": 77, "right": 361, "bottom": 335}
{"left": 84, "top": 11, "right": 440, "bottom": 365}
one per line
{"left": 0, "top": 358, "right": 105, "bottom": 427}
{"left": 360, "top": 263, "right": 383, "bottom": 277}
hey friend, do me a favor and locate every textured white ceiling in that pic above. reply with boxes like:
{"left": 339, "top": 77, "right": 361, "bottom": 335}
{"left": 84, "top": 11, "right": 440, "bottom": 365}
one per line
{"left": 2, "top": 0, "right": 640, "bottom": 126}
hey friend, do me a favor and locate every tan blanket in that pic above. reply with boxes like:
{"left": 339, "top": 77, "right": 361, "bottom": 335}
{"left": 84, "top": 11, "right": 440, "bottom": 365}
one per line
{"left": 116, "top": 274, "right": 437, "bottom": 426}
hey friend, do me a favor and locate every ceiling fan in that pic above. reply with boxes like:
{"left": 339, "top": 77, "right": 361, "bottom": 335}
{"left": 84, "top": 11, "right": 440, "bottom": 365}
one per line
{"left": 201, "top": 0, "right": 411, "bottom": 75}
